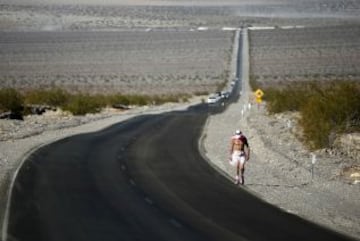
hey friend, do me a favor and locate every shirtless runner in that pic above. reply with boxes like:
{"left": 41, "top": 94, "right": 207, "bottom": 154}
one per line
{"left": 229, "top": 130, "right": 250, "bottom": 185}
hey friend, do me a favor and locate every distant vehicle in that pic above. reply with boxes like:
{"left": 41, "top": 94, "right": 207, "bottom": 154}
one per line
{"left": 197, "top": 26, "right": 209, "bottom": 31}
{"left": 221, "top": 91, "right": 230, "bottom": 99}
{"left": 207, "top": 94, "right": 221, "bottom": 104}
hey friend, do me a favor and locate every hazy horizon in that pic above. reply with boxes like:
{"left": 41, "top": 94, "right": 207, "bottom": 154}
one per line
{"left": 0, "top": 0, "right": 294, "bottom": 6}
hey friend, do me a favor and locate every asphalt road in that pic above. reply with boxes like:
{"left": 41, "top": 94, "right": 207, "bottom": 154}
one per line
{"left": 6, "top": 101, "right": 355, "bottom": 241}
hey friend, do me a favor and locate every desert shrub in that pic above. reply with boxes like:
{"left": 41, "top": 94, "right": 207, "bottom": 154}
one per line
{"left": 24, "top": 90, "right": 45, "bottom": 105}
{"left": 264, "top": 81, "right": 360, "bottom": 149}
{"left": 153, "top": 94, "right": 190, "bottom": 104}
{"left": 127, "top": 95, "right": 148, "bottom": 106}
{"left": 92, "top": 94, "right": 108, "bottom": 107}
{"left": 0, "top": 88, "right": 24, "bottom": 113}
{"left": 179, "top": 94, "right": 190, "bottom": 103}
{"left": 194, "top": 91, "right": 209, "bottom": 96}
{"left": 300, "top": 81, "right": 360, "bottom": 149}
{"left": 2, "top": 87, "right": 195, "bottom": 116}
{"left": 63, "top": 94, "right": 105, "bottom": 115}
{"left": 25, "top": 88, "right": 69, "bottom": 107}
{"left": 107, "top": 94, "right": 130, "bottom": 107}
{"left": 148, "top": 95, "right": 167, "bottom": 105}
{"left": 300, "top": 96, "right": 333, "bottom": 149}
{"left": 215, "top": 81, "right": 227, "bottom": 92}
{"left": 107, "top": 93, "right": 189, "bottom": 107}
{"left": 47, "top": 88, "right": 69, "bottom": 107}
{"left": 264, "top": 84, "right": 309, "bottom": 114}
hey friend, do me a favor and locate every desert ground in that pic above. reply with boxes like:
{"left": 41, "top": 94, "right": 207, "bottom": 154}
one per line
{"left": 1, "top": 0, "right": 360, "bottom": 95}
{"left": 1, "top": 0, "right": 360, "bottom": 31}
{"left": 0, "top": 0, "right": 359, "bottom": 240}
{"left": 0, "top": 30, "right": 234, "bottom": 95}
{"left": 249, "top": 25, "right": 360, "bottom": 87}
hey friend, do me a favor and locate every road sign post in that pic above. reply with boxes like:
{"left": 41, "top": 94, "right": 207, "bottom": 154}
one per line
{"left": 254, "top": 89, "right": 264, "bottom": 109}
{"left": 311, "top": 153, "right": 317, "bottom": 180}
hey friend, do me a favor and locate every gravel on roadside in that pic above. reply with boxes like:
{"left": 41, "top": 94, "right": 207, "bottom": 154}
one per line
{"left": 202, "top": 98, "right": 360, "bottom": 240}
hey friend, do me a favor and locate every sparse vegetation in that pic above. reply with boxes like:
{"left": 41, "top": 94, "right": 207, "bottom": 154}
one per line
{"left": 263, "top": 81, "right": 360, "bottom": 149}
{"left": 263, "top": 83, "right": 310, "bottom": 113}
{"left": 24, "top": 88, "right": 69, "bottom": 107}
{"left": 194, "top": 91, "right": 209, "bottom": 96}
{"left": 0, "top": 88, "right": 195, "bottom": 116}
{"left": 0, "top": 88, "right": 24, "bottom": 113}
{"left": 62, "top": 94, "right": 104, "bottom": 116}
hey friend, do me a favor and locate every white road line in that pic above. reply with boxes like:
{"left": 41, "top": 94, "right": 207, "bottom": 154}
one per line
{"left": 129, "top": 179, "right": 136, "bottom": 186}
{"left": 144, "top": 197, "right": 153, "bottom": 205}
{"left": 169, "top": 218, "right": 182, "bottom": 228}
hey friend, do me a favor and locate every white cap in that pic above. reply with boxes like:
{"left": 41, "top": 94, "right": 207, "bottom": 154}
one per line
{"left": 235, "top": 130, "right": 241, "bottom": 135}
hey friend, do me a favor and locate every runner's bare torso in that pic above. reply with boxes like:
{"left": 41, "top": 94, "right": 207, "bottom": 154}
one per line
{"left": 231, "top": 136, "right": 245, "bottom": 152}
{"left": 230, "top": 133, "right": 250, "bottom": 161}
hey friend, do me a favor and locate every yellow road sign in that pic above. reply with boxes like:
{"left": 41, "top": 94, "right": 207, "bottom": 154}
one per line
{"left": 256, "top": 97, "right": 262, "bottom": 104}
{"left": 254, "top": 89, "right": 264, "bottom": 98}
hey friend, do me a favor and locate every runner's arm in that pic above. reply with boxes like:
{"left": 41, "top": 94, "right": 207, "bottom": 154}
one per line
{"left": 245, "top": 146, "right": 250, "bottom": 161}
{"left": 243, "top": 138, "right": 250, "bottom": 161}
{"left": 229, "top": 139, "right": 234, "bottom": 158}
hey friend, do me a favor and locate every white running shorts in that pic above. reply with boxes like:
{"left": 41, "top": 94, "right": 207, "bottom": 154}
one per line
{"left": 229, "top": 151, "right": 245, "bottom": 166}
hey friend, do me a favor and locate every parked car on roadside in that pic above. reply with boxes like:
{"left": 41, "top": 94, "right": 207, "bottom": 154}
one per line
{"left": 207, "top": 94, "right": 221, "bottom": 104}
{"left": 221, "top": 91, "right": 230, "bottom": 99}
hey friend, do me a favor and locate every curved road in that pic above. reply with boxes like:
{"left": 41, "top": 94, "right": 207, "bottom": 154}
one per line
{"left": 5, "top": 102, "right": 354, "bottom": 241}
